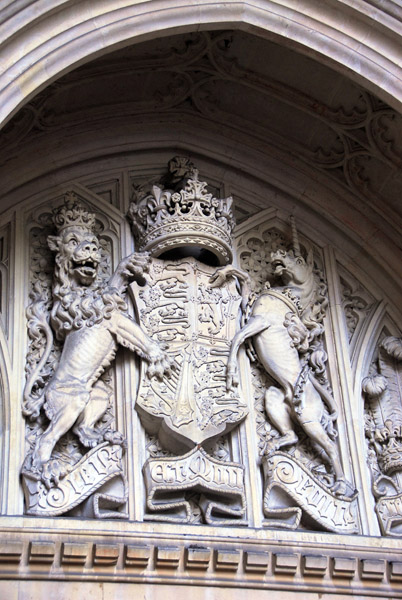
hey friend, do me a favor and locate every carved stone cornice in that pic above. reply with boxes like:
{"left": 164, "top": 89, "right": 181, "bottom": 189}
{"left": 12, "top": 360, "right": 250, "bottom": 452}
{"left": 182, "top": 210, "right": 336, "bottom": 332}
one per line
{"left": 0, "top": 518, "right": 401, "bottom": 596}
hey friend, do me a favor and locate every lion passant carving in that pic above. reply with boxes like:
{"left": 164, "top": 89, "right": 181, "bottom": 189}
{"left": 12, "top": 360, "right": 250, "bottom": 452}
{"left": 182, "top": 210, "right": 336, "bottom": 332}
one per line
{"left": 22, "top": 195, "right": 171, "bottom": 491}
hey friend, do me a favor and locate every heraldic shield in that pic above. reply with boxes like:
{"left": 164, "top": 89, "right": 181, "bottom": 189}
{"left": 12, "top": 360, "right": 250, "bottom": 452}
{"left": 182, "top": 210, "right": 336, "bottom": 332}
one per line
{"left": 132, "top": 257, "right": 248, "bottom": 523}
{"left": 133, "top": 257, "right": 248, "bottom": 451}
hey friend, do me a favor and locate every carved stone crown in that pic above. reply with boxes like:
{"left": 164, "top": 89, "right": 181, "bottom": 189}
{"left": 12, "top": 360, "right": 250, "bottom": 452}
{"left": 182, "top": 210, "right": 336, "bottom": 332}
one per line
{"left": 53, "top": 193, "right": 96, "bottom": 233}
{"left": 128, "top": 168, "right": 236, "bottom": 265}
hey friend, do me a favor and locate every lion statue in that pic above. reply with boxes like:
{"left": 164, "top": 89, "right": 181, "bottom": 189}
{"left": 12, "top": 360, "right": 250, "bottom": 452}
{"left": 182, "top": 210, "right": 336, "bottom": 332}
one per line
{"left": 23, "top": 197, "right": 171, "bottom": 487}
{"left": 211, "top": 236, "right": 351, "bottom": 496}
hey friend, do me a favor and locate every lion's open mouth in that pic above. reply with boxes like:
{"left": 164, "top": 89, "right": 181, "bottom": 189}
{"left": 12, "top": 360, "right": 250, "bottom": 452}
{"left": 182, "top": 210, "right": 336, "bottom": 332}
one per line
{"left": 73, "top": 259, "right": 98, "bottom": 278}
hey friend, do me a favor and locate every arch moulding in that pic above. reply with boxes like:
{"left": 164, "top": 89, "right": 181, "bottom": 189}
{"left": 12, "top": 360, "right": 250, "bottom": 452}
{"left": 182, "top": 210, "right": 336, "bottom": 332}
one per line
{"left": 0, "top": 0, "right": 402, "bottom": 128}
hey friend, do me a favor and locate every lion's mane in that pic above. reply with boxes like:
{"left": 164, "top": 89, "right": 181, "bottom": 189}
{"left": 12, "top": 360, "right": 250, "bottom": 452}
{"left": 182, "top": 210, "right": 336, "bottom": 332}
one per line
{"left": 300, "top": 266, "right": 328, "bottom": 342}
{"left": 51, "top": 252, "right": 127, "bottom": 341}
{"left": 282, "top": 259, "right": 329, "bottom": 378}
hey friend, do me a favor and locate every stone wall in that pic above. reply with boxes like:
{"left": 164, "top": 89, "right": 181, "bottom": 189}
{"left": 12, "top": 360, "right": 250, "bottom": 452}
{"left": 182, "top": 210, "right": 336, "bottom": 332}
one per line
{"left": 0, "top": 2, "right": 401, "bottom": 598}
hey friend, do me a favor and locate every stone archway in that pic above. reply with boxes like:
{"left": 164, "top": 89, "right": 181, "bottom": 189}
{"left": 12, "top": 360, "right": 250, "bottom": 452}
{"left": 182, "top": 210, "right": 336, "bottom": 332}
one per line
{"left": 0, "top": 4, "right": 401, "bottom": 598}
{"left": 1, "top": 0, "right": 401, "bottom": 128}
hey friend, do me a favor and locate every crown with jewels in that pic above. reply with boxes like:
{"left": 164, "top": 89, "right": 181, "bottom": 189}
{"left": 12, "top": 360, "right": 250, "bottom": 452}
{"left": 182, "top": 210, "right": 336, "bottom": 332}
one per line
{"left": 53, "top": 193, "right": 96, "bottom": 233}
{"left": 127, "top": 158, "right": 236, "bottom": 264}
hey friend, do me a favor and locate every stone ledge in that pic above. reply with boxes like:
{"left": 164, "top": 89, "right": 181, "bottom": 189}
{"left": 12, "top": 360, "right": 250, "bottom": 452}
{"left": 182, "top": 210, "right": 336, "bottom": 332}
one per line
{"left": 0, "top": 523, "right": 400, "bottom": 597}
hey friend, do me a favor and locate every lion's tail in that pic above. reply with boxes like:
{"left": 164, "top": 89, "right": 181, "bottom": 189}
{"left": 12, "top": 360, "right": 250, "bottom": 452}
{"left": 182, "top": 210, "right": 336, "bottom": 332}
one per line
{"left": 22, "top": 299, "right": 54, "bottom": 420}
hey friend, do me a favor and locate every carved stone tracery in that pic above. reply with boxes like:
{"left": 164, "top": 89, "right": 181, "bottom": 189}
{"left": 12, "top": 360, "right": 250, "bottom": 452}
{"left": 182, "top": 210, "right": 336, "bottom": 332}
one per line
{"left": 2, "top": 30, "right": 401, "bottom": 236}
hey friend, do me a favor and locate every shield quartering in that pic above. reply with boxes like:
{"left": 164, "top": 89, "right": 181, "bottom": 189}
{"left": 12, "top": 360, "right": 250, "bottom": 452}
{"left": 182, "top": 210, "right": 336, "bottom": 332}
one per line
{"left": 132, "top": 257, "right": 248, "bottom": 454}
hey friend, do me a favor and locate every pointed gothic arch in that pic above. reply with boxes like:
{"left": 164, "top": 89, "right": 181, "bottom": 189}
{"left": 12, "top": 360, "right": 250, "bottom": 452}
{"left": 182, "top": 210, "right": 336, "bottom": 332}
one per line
{"left": 0, "top": 2, "right": 401, "bottom": 598}
{"left": 0, "top": 0, "right": 401, "bottom": 128}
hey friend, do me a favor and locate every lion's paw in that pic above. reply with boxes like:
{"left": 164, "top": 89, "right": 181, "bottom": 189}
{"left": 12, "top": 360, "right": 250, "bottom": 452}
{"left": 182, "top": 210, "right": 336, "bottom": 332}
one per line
{"left": 119, "top": 252, "right": 150, "bottom": 282}
{"left": 41, "top": 459, "right": 70, "bottom": 489}
{"left": 74, "top": 425, "right": 103, "bottom": 448}
{"left": 104, "top": 430, "right": 126, "bottom": 447}
{"left": 146, "top": 346, "right": 174, "bottom": 380}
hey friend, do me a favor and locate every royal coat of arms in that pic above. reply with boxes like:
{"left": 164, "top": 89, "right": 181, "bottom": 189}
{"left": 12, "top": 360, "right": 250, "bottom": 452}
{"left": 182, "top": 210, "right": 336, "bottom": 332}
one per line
{"left": 20, "top": 157, "right": 360, "bottom": 532}
{"left": 128, "top": 157, "right": 248, "bottom": 523}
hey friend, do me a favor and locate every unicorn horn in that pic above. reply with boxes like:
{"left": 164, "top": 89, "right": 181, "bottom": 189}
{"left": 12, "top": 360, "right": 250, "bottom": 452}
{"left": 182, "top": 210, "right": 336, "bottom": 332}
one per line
{"left": 290, "top": 215, "right": 301, "bottom": 256}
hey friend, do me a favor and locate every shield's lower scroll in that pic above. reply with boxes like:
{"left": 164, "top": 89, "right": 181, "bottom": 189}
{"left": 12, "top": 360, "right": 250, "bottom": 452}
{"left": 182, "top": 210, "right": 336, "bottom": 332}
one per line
{"left": 143, "top": 447, "right": 246, "bottom": 524}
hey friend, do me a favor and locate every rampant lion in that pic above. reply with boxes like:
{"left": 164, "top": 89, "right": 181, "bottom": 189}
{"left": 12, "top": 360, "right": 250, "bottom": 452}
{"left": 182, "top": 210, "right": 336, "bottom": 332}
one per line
{"left": 212, "top": 241, "right": 351, "bottom": 496}
{"left": 23, "top": 197, "right": 171, "bottom": 487}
